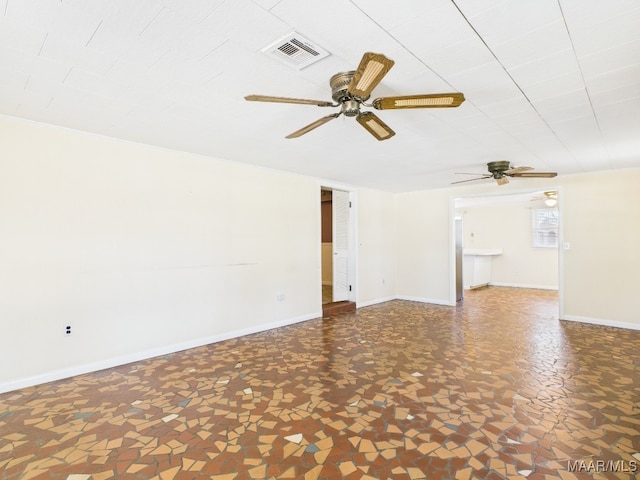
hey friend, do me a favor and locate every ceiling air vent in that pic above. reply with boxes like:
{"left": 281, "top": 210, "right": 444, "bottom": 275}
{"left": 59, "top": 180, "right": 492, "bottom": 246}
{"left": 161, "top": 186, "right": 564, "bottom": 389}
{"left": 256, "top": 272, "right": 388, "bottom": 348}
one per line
{"left": 262, "top": 32, "right": 329, "bottom": 70}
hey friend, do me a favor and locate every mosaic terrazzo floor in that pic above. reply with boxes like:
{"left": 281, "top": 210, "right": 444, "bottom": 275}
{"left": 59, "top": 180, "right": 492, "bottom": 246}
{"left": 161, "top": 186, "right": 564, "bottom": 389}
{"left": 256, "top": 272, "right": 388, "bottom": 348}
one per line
{"left": 1, "top": 287, "right": 639, "bottom": 480}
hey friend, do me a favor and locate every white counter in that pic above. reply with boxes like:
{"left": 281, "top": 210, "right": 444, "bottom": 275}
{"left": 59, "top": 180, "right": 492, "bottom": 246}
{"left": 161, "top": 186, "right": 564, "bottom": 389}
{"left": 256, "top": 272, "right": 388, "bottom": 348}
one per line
{"left": 463, "top": 248, "right": 503, "bottom": 256}
{"left": 463, "top": 249, "right": 503, "bottom": 289}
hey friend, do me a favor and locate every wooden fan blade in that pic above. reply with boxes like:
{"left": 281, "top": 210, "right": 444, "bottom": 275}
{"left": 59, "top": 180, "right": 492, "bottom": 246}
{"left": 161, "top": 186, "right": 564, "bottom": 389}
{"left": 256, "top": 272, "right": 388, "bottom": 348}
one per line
{"left": 451, "top": 176, "right": 492, "bottom": 185}
{"left": 510, "top": 172, "right": 557, "bottom": 178}
{"left": 348, "top": 52, "right": 395, "bottom": 99}
{"left": 356, "top": 111, "right": 395, "bottom": 141}
{"left": 285, "top": 113, "right": 341, "bottom": 139}
{"left": 245, "top": 94, "right": 335, "bottom": 107}
{"left": 373, "top": 93, "right": 465, "bottom": 110}
{"left": 504, "top": 166, "right": 533, "bottom": 175}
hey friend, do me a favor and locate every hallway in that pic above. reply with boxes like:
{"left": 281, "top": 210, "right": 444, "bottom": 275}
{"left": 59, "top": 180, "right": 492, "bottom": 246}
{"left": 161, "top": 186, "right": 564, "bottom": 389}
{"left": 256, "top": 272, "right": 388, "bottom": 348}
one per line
{"left": 1, "top": 287, "right": 638, "bottom": 479}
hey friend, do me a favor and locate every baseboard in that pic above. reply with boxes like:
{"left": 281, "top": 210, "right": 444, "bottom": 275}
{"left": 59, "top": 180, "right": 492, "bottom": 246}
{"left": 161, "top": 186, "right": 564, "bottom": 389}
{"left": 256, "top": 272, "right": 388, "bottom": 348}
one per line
{"left": 561, "top": 315, "right": 640, "bottom": 331}
{"left": 357, "top": 296, "right": 396, "bottom": 308}
{"left": 0, "top": 311, "right": 322, "bottom": 395}
{"left": 489, "top": 282, "right": 559, "bottom": 290}
{"left": 395, "top": 295, "right": 456, "bottom": 307}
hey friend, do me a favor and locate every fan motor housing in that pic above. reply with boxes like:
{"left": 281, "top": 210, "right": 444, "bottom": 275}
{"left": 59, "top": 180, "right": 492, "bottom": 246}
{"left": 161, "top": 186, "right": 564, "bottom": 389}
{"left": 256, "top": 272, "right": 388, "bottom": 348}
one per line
{"left": 487, "top": 161, "right": 511, "bottom": 174}
{"left": 330, "top": 71, "right": 370, "bottom": 104}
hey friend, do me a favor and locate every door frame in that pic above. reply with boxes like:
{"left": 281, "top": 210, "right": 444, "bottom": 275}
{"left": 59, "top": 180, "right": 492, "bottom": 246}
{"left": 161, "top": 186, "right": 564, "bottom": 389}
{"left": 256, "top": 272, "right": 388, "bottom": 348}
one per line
{"left": 448, "top": 186, "right": 564, "bottom": 317}
{"left": 319, "top": 181, "right": 358, "bottom": 305}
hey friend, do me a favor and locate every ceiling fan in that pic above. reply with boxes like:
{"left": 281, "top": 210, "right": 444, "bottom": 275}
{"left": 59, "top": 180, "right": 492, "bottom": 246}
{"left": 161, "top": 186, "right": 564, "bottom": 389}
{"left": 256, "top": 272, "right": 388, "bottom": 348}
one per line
{"left": 531, "top": 190, "right": 558, "bottom": 207}
{"left": 452, "top": 161, "right": 557, "bottom": 186}
{"left": 245, "top": 52, "right": 465, "bottom": 140}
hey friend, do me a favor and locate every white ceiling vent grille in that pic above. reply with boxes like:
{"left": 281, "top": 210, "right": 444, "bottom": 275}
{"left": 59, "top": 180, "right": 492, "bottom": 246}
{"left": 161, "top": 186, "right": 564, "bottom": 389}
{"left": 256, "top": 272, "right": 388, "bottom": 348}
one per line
{"left": 262, "top": 32, "right": 329, "bottom": 70}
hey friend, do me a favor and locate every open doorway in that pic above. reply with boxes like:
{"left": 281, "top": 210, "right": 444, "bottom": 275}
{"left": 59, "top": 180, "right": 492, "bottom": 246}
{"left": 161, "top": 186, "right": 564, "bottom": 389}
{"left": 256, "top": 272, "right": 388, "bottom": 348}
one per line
{"left": 320, "top": 188, "right": 333, "bottom": 304}
{"left": 451, "top": 188, "right": 562, "bottom": 315}
{"left": 320, "top": 186, "right": 356, "bottom": 314}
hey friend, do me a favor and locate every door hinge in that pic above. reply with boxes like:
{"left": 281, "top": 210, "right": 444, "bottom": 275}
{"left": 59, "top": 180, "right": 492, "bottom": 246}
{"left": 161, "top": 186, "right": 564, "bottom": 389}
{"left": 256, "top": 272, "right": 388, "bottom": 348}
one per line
{"left": 349, "top": 285, "right": 352, "bottom": 292}
{"left": 349, "top": 201, "right": 352, "bottom": 208}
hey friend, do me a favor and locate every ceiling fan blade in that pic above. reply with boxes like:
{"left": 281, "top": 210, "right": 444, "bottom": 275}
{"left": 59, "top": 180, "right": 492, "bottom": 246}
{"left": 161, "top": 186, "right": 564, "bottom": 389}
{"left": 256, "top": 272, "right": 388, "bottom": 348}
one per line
{"left": 451, "top": 176, "right": 492, "bottom": 185}
{"left": 245, "top": 94, "right": 335, "bottom": 107}
{"left": 373, "top": 93, "right": 465, "bottom": 110}
{"left": 285, "top": 113, "right": 341, "bottom": 139}
{"left": 356, "top": 111, "right": 395, "bottom": 141}
{"left": 496, "top": 177, "right": 509, "bottom": 185}
{"left": 348, "top": 52, "right": 395, "bottom": 99}
{"left": 504, "top": 166, "right": 533, "bottom": 175}
{"left": 509, "top": 172, "right": 558, "bottom": 178}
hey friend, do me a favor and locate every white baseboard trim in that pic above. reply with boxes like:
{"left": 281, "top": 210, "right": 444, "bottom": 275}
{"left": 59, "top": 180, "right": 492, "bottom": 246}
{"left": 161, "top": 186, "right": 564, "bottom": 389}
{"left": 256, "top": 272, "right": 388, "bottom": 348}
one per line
{"left": 561, "top": 315, "right": 640, "bottom": 331}
{"left": 395, "top": 295, "right": 455, "bottom": 307}
{"left": 489, "top": 282, "right": 559, "bottom": 290}
{"left": 357, "top": 296, "right": 396, "bottom": 308}
{"left": 0, "top": 311, "right": 321, "bottom": 395}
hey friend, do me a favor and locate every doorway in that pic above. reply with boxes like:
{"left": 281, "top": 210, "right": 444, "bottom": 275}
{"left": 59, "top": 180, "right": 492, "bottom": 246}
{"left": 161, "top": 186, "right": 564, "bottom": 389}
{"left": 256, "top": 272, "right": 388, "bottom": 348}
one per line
{"left": 320, "top": 186, "right": 356, "bottom": 311}
{"left": 450, "top": 188, "right": 562, "bottom": 315}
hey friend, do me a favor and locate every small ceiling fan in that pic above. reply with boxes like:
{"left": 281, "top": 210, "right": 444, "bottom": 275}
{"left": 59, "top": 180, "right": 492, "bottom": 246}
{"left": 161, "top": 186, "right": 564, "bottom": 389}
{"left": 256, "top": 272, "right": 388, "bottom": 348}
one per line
{"left": 245, "top": 52, "right": 465, "bottom": 140}
{"left": 531, "top": 190, "right": 558, "bottom": 207}
{"left": 452, "top": 161, "right": 557, "bottom": 186}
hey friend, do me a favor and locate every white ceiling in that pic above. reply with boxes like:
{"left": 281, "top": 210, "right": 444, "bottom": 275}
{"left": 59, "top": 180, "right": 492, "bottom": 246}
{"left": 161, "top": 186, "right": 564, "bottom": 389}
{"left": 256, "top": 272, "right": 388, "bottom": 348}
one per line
{"left": 1, "top": 0, "right": 639, "bottom": 192}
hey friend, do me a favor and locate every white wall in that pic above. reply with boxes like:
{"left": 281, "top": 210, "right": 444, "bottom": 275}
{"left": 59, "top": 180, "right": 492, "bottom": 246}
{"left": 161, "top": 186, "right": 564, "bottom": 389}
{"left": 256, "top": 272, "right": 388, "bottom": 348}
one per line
{"left": 460, "top": 204, "right": 558, "bottom": 289}
{"left": 0, "top": 117, "right": 322, "bottom": 391}
{"left": 561, "top": 169, "right": 640, "bottom": 327}
{"left": 395, "top": 189, "right": 452, "bottom": 305}
{"left": 356, "top": 188, "right": 396, "bottom": 306}
{"left": 2, "top": 115, "right": 638, "bottom": 392}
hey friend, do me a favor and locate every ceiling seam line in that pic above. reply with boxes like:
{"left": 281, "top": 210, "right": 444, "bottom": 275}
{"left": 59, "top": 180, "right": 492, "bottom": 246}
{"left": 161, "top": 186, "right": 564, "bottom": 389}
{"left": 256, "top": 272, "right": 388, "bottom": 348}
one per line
{"left": 139, "top": 7, "right": 165, "bottom": 37}
{"left": 450, "top": 0, "right": 578, "bottom": 165}
{"left": 37, "top": 33, "right": 48, "bottom": 56}
{"left": 349, "top": 0, "right": 565, "bottom": 166}
{"left": 347, "top": 0, "right": 458, "bottom": 91}
{"left": 556, "top": 0, "right": 611, "bottom": 168}
{"left": 86, "top": 20, "right": 103, "bottom": 48}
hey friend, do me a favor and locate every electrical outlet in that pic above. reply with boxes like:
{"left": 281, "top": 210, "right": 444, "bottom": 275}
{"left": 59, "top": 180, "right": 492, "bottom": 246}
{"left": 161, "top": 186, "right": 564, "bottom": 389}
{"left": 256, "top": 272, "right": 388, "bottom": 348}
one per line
{"left": 276, "top": 294, "right": 285, "bottom": 302}
{"left": 64, "top": 325, "right": 72, "bottom": 337}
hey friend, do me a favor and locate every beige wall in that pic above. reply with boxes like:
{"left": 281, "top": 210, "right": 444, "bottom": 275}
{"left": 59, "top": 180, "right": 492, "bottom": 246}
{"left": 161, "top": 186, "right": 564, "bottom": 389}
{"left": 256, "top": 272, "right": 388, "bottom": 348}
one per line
{"left": 0, "top": 116, "right": 398, "bottom": 391}
{"left": 561, "top": 169, "right": 640, "bottom": 326}
{"left": 460, "top": 204, "right": 558, "bottom": 289}
{"left": 395, "top": 189, "right": 452, "bottom": 304}
{"left": 0, "top": 117, "right": 323, "bottom": 390}
{"left": 357, "top": 188, "right": 396, "bottom": 306}
{"left": 2, "top": 114, "right": 638, "bottom": 392}
{"left": 396, "top": 170, "right": 640, "bottom": 329}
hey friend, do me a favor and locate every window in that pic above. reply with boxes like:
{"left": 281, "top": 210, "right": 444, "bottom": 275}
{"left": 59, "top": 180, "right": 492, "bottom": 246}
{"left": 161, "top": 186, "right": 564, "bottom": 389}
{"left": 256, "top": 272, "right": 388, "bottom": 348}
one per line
{"left": 532, "top": 208, "right": 558, "bottom": 248}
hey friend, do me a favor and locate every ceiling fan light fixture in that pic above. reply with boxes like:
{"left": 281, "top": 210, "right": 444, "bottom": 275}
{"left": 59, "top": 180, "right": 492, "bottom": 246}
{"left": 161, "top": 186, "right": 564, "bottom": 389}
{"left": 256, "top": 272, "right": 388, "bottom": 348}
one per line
{"left": 543, "top": 191, "right": 558, "bottom": 207}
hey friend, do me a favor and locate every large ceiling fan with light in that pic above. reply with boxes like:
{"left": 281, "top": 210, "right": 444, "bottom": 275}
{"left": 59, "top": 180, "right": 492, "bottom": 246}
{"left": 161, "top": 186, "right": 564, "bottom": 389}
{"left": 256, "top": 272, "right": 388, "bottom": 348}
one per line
{"left": 245, "top": 52, "right": 465, "bottom": 141}
{"left": 452, "top": 161, "right": 557, "bottom": 186}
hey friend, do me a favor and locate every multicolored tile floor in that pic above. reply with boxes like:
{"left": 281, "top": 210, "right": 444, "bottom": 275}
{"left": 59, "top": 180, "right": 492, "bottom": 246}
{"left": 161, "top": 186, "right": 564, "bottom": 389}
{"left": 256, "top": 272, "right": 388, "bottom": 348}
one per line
{"left": 1, "top": 287, "right": 639, "bottom": 480}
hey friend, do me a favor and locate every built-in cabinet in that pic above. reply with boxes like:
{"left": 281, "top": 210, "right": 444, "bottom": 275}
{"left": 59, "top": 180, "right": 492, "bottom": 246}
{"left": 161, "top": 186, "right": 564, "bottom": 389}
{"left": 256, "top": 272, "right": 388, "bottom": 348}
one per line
{"left": 463, "top": 249, "right": 502, "bottom": 289}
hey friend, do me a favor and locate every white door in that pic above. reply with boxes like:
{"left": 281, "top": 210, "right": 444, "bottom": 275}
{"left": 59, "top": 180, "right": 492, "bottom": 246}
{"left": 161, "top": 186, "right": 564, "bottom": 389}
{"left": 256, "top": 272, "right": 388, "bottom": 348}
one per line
{"left": 332, "top": 190, "right": 349, "bottom": 302}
